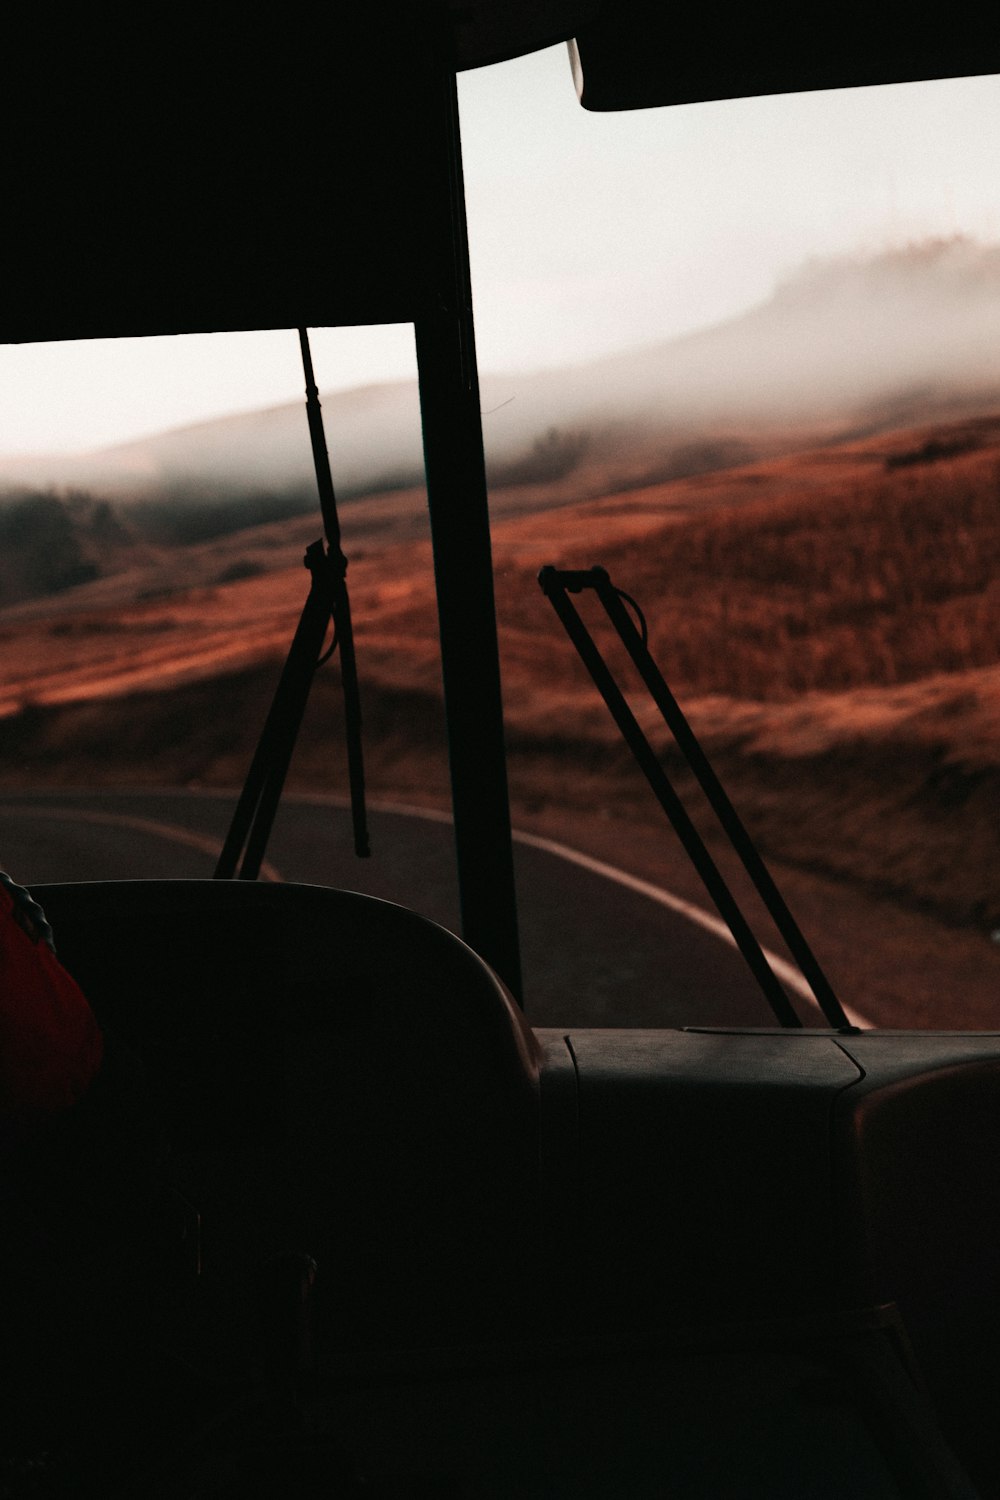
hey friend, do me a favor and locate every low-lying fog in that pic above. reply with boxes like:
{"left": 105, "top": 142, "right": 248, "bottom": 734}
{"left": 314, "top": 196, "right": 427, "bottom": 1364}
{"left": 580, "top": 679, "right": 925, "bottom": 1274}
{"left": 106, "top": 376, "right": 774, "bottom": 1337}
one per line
{"left": 2, "top": 237, "right": 998, "bottom": 510}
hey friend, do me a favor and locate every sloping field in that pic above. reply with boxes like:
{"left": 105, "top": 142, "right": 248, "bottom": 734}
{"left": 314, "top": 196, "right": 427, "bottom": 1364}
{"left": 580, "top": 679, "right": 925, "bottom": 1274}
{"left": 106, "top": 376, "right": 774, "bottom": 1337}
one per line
{"left": 2, "top": 411, "right": 1000, "bottom": 1025}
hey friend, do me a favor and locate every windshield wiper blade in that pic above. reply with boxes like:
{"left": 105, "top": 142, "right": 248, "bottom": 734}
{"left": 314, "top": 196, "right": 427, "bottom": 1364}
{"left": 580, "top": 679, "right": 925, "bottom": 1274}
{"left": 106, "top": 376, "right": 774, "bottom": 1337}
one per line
{"left": 540, "top": 565, "right": 853, "bottom": 1031}
{"left": 298, "top": 327, "right": 369, "bottom": 862}
{"left": 215, "top": 332, "right": 369, "bottom": 881}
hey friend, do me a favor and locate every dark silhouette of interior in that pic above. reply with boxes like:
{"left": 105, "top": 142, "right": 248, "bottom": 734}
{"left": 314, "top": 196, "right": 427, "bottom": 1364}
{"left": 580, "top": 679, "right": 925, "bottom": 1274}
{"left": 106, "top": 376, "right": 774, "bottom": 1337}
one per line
{"left": 3, "top": 6, "right": 1000, "bottom": 1495}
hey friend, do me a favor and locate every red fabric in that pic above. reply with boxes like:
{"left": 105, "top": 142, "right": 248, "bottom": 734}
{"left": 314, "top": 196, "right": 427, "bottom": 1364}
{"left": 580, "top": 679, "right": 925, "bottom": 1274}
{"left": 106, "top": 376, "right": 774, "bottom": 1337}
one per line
{"left": 0, "top": 881, "right": 104, "bottom": 1116}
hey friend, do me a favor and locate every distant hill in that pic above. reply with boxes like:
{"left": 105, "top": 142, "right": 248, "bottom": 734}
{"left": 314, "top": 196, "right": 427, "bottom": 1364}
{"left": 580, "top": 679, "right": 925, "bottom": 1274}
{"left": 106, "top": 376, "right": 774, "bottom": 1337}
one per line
{"left": 3, "top": 404, "right": 1000, "bottom": 987}
{"left": 0, "top": 489, "right": 157, "bottom": 609}
{"left": 1, "top": 235, "right": 998, "bottom": 605}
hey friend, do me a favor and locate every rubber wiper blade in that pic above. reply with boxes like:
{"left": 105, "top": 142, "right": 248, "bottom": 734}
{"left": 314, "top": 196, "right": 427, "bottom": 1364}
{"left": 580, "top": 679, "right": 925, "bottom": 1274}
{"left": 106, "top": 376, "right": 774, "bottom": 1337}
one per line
{"left": 540, "top": 564, "right": 852, "bottom": 1031}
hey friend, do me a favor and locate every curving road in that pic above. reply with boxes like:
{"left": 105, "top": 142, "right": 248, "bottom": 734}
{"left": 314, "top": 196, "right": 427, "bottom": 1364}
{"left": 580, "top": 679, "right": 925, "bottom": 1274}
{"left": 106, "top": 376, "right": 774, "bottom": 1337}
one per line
{"left": 0, "top": 789, "right": 851, "bottom": 1029}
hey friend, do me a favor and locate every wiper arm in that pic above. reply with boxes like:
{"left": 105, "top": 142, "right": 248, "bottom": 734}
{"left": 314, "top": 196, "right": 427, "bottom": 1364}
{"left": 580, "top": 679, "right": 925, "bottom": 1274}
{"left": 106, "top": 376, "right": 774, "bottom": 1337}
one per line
{"left": 540, "top": 565, "right": 852, "bottom": 1031}
{"left": 215, "top": 331, "right": 369, "bottom": 881}
{"left": 298, "top": 328, "right": 369, "bottom": 861}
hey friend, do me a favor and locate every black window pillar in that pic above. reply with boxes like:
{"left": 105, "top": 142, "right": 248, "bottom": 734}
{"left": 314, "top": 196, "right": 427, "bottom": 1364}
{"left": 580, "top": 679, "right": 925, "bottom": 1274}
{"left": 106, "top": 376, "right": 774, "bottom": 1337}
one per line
{"left": 415, "top": 57, "right": 523, "bottom": 1004}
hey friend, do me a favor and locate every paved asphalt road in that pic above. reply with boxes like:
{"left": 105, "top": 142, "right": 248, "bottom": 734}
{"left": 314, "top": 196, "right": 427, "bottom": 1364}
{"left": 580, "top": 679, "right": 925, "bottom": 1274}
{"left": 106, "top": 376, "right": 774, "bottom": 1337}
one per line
{"left": 0, "top": 788, "right": 810, "bottom": 1029}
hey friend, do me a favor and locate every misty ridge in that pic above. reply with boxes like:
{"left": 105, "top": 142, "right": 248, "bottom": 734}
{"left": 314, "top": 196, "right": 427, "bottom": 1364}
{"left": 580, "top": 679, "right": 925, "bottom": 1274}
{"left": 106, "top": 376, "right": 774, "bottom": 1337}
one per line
{"left": 1, "top": 235, "right": 999, "bottom": 606}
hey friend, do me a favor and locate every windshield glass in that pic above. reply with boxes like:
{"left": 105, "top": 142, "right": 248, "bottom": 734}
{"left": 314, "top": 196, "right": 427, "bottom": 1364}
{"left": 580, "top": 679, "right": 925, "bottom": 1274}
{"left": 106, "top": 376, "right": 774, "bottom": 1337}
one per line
{"left": 0, "top": 51, "right": 997, "bottom": 1030}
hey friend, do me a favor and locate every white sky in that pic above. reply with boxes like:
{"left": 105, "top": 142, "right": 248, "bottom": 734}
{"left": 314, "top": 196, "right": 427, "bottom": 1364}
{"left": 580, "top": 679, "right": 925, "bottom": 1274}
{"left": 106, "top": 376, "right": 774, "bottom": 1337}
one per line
{"left": 0, "top": 47, "right": 997, "bottom": 458}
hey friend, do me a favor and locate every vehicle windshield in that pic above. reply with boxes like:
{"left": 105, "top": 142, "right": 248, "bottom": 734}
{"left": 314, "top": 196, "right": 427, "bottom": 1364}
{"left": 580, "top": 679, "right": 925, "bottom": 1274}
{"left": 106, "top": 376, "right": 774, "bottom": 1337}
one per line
{"left": 0, "top": 50, "right": 998, "bottom": 1031}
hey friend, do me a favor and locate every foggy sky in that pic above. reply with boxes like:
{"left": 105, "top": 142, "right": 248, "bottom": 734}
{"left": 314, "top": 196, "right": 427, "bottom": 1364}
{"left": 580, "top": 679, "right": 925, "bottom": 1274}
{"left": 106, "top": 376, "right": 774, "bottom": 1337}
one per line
{"left": 0, "top": 50, "right": 997, "bottom": 459}
{"left": 1, "top": 237, "right": 997, "bottom": 506}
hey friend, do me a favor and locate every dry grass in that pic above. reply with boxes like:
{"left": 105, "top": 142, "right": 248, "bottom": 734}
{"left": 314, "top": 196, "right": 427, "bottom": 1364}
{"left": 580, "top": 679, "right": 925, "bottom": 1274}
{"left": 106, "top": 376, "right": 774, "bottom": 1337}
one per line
{"left": 492, "top": 441, "right": 1000, "bottom": 703}
{"left": 2, "top": 411, "right": 1000, "bottom": 1025}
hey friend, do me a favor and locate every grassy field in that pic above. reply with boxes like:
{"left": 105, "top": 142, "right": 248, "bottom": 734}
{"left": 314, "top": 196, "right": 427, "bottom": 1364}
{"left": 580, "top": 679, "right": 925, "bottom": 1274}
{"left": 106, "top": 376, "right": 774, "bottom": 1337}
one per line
{"left": 2, "top": 410, "right": 999, "bottom": 1027}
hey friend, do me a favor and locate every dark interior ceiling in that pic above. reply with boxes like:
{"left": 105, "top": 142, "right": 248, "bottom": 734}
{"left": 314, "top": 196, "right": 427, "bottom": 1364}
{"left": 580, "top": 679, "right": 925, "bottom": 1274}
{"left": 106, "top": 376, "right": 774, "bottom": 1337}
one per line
{"left": 2, "top": 13, "right": 449, "bottom": 343}
{"left": 450, "top": 0, "right": 999, "bottom": 104}
{"left": 2, "top": 4, "right": 996, "bottom": 346}
{"left": 568, "top": 2, "right": 1000, "bottom": 109}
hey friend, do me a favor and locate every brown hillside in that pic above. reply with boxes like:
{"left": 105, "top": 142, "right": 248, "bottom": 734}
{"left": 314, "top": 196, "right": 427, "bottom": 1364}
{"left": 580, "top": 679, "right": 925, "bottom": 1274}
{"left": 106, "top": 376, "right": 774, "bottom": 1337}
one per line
{"left": 2, "top": 409, "right": 1000, "bottom": 1026}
